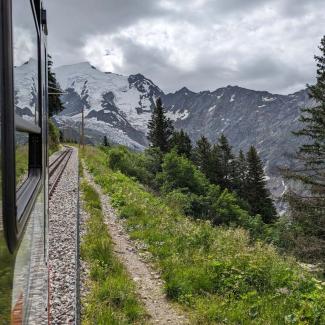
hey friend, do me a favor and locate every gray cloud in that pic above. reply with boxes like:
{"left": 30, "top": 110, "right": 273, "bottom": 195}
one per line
{"left": 44, "top": 0, "right": 325, "bottom": 94}
{"left": 46, "top": 0, "right": 163, "bottom": 64}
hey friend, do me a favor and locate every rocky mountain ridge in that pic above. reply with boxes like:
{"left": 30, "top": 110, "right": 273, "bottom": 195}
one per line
{"left": 14, "top": 60, "right": 313, "bottom": 210}
{"left": 53, "top": 62, "right": 312, "bottom": 211}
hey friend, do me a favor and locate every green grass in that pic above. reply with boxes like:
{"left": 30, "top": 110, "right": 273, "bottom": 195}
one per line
{"left": 82, "top": 145, "right": 325, "bottom": 324}
{"left": 80, "top": 179, "right": 148, "bottom": 324}
{"left": 49, "top": 119, "right": 60, "bottom": 155}
{"left": 49, "top": 144, "right": 61, "bottom": 156}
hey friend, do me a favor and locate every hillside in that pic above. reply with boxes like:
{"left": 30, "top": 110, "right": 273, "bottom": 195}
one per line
{"left": 81, "top": 145, "right": 325, "bottom": 324}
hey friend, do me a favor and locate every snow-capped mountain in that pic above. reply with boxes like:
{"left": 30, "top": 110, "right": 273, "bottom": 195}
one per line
{"left": 54, "top": 62, "right": 163, "bottom": 149}
{"left": 14, "top": 58, "right": 39, "bottom": 124}
{"left": 14, "top": 60, "right": 312, "bottom": 209}
{"left": 53, "top": 62, "right": 312, "bottom": 210}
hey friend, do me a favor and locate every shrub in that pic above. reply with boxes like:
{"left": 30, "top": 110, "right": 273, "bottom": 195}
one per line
{"left": 207, "top": 185, "right": 250, "bottom": 225}
{"left": 156, "top": 150, "right": 209, "bottom": 196}
{"left": 164, "top": 189, "right": 193, "bottom": 215}
{"left": 143, "top": 147, "right": 163, "bottom": 176}
{"left": 107, "top": 146, "right": 153, "bottom": 185}
{"left": 107, "top": 146, "right": 264, "bottom": 229}
{"left": 49, "top": 119, "right": 60, "bottom": 154}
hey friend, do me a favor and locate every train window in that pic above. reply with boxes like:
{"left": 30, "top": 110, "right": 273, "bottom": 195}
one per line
{"left": 13, "top": 0, "right": 39, "bottom": 126}
{"left": 2, "top": 0, "right": 43, "bottom": 250}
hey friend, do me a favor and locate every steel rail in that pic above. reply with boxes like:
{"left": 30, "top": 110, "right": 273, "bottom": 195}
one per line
{"left": 49, "top": 148, "right": 73, "bottom": 197}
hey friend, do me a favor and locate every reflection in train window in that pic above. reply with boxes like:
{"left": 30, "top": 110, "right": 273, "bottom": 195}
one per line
{"left": 16, "top": 131, "right": 29, "bottom": 190}
{"left": 13, "top": 0, "right": 39, "bottom": 125}
{"left": 0, "top": 48, "right": 10, "bottom": 324}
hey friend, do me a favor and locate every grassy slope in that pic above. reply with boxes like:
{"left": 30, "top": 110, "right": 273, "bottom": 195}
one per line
{"left": 49, "top": 145, "right": 61, "bottom": 156}
{"left": 80, "top": 175, "right": 148, "bottom": 324}
{"left": 83, "top": 146, "right": 325, "bottom": 324}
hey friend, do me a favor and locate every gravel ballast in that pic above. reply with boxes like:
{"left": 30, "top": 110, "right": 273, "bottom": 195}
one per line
{"left": 49, "top": 147, "right": 78, "bottom": 324}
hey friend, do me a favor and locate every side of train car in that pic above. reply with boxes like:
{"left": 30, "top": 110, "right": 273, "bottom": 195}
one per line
{"left": 0, "top": 0, "right": 49, "bottom": 323}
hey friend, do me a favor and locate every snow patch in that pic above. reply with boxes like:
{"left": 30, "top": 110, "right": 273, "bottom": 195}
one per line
{"left": 208, "top": 105, "right": 216, "bottom": 112}
{"left": 56, "top": 115, "right": 144, "bottom": 150}
{"left": 167, "top": 109, "right": 189, "bottom": 121}
{"left": 281, "top": 179, "right": 288, "bottom": 196}
{"left": 262, "top": 96, "right": 276, "bottom": 102}
{"left": 230, "top": 94, "right": 235, "bottom": 102}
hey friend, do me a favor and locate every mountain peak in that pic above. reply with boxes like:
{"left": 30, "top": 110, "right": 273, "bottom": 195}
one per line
{"left": 77, "top": 61, "right": 99, "bottom": 71}
{"left": 25, "top": 57, "right": 37, "bottom": 64}
{"left": 129, "top": 73, "right": 146, "bottom": 80}
{"left": 56, "top": 61, "right": 99, "bottom": 71}
{"left": 14, "top": 57, "right": 38, "bottom": 70}
{"left": 128, "top": 73, "right": 163, "bottom": 95}
{"left": 174, "top": 86, "right": 195, "bottom": 95}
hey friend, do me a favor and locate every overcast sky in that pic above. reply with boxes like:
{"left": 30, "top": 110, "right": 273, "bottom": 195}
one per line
{"left": 46, "top": 0, "right": 325, "bottom": 94}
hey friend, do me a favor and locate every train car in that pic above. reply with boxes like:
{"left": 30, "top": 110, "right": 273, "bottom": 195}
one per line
{"left": 0, "top": 0, "right": 49, "bottom": 323}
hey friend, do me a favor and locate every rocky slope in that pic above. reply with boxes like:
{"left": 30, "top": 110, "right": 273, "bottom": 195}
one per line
{"left": 163, "top": 86, "right": 312, "bottom": 207}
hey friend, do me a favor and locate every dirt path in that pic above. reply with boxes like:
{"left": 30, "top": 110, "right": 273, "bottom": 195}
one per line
{"left": 82, "top": 162, "right": 189, "bottom": 325}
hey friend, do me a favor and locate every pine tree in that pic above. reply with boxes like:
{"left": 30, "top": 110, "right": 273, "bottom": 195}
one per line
{"left": 193, "top": 136, "right": 213, "bottom": 180}
{"left": 290, "top": 36, "right": 325, "bottom": 192}
{"left": 147, "top": 98, "right": 174, "bottom": 153}
{"left": 103, "top": 135, "right": 110, "bottom": 147}
{"left": 170, "top": 129, "right": 192, "bottom": 158}
{"left": 233, "top": 149, "right": 248, "bottom": 197}
{"left": 59, "top": 130, "right": 64, "bottom": 142}
{"left": 245, "top": 146, "right": 277, "bottom": 223}
{"left": 48, "top": 55, "right": 63, "bottom": 117}
{"left": 283, "top": 36, "right": 325, "bottom": 253}
{"left": 209, "top": 144, "right": 223, "bottom": 186}
{"left": 216, "top": 134, "right": 236, "bottom": 190}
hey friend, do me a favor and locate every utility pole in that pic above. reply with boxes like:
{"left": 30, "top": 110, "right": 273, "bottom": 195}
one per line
{"left": 81, "top": 104, "right": 85, "bottom": 149}
{"left": 78, "top": 123, "right": 81, "bottom": 149}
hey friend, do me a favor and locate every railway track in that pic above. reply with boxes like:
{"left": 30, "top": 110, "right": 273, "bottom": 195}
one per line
{"left": 49, "top": 147, "right": 73, "bottom": 197}
{"left": 48, "top": 147, "right": 78, "bottom": 324}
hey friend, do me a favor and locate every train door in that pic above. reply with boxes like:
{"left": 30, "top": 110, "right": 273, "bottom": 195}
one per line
{"left": 0, "top": 0, "right": 48, "bottom": 323}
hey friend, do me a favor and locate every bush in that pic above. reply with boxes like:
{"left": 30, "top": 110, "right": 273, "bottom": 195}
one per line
{"left": 49, "top": 119, "right": 60, "bottom": 154}
{"left": 143, "top": 147, "right": 163, "bottom": 176}
{"left": 157, "top": 153, "right": 253, "bottom": 225}
{"left": 164, "top": 189, "right": 193, "bottom": 215}
{"left": 156, "top": 150, "right": 209, "bottom": 196}
{"left": 107, "top": 146, "right": 263, "bottom": 229}
{"left": 107, "top": 146, "right": 153, "bottom": 185}
{"left": 207, "top": 185, "right": 250, "bottom": 225}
